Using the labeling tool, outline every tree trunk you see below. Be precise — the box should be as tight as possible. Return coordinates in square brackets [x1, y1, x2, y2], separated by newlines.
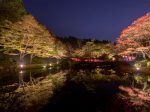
[29, 54, 36, 85]
[19, 53, 23, 63]
[29, 54, 33, 67]
[141, 51, 146, 59]
[19, 52, 27, 64]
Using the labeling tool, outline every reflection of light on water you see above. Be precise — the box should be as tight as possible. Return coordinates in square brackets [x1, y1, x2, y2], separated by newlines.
[134, 63, 141, 71]
[20, 64, 24, 68]
[148, 76, 150, 82]
[43, 65, 46, 68]
[19, 70, 23, 74]
[136, 67, 140, 70]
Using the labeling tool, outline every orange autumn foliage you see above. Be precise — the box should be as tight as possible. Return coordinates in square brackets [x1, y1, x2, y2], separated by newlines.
[116, 13, 150, 58]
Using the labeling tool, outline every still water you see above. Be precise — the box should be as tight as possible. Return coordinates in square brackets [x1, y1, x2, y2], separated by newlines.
[0, 67, 61, 86]
[0, 66, 150, 112]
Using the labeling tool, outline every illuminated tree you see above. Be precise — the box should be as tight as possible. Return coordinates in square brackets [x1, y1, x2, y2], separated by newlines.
[0, 0, 68, 66]
[116, 13, 150, 59]
[73, 40, 115, 60]
[53, 40, 68, 58]
[0, 14, 67, 64]
[58, 36, 82, 56]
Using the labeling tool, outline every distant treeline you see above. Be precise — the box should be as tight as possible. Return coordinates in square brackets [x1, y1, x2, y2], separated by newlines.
[57, 36, 111, 50]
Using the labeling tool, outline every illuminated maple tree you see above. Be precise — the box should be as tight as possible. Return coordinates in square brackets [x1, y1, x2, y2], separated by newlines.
[1, 15, 68, 63]
[0, 0, 68, 63]
[116, 13, 150, 59]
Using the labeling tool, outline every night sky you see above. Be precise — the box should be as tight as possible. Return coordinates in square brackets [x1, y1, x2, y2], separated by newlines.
[23, 0, 150, 41]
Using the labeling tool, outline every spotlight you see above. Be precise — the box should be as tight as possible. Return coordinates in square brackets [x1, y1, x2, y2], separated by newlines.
[20, 64, 24, 68]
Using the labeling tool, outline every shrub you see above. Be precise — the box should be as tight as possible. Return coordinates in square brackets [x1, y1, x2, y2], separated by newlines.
[146, 61, 150, 68]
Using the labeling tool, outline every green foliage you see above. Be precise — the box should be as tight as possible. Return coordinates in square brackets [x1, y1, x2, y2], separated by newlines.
[132, 60, 150, 68]
[137, 60, 147, 67]
[0, 50, 14, 63]
[99, 53, 109, 60]
[134, 62, 141, 68]
[32, 57, 43, 64]
[147, 61, 150, 68]
[59, 59, 70, 69]
[0, 53, 9, 62]
[0, 0, 26, 24]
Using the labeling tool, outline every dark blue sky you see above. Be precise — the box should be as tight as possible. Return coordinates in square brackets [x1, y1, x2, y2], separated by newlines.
[23, 0, 150, 41]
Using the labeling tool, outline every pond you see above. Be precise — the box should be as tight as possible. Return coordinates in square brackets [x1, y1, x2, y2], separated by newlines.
[0, 64, 150, 112]
[0, 66, 61, 86]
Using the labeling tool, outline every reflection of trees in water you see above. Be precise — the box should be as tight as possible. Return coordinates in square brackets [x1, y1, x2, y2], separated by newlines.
[41, 69, 122, 112]
[0, 68, 150, 112]
[67, 69, 150, 111]
[29, 71, 36, 85]
[18, 68, 55, 91]
[133, 74, 150, 92]
[18, 70, 36, 91]
[0, 70, 68, 112]
[19, 70, 25, 90]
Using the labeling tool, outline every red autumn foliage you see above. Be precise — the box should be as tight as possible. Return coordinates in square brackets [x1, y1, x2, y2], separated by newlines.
[116, 13, 150, 59]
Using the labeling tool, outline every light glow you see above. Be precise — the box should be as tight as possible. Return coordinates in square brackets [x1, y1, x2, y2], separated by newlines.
[136, 67, 140, 70]
[43, 65, 46, 68]
[19, 70, 23, 74]
[20, 64, 24, 68]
